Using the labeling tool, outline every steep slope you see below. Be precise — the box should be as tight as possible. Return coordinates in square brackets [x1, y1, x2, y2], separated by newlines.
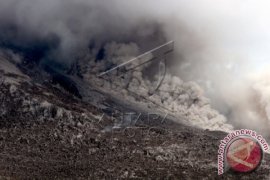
[0, 57, 269, 179]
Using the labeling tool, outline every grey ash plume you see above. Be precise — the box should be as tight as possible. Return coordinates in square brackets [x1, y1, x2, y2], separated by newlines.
[2, 0, 270, 134]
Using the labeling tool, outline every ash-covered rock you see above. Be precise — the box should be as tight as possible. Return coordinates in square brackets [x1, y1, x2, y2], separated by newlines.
[0, 57, 269, 179]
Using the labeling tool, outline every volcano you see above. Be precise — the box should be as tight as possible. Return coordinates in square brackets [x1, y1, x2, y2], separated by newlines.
[0, 51, 269, 179]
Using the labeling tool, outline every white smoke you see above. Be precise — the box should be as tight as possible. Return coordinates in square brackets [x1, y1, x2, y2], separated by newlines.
[225, 70, 270, 134]
[2, 0, 270, 134]
[116, 0, 270, 134]
[84, 42, 233, 132]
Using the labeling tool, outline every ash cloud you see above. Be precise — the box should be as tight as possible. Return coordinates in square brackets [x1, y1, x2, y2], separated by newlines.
[85, 42, 233, 132]
[0, 0, 166, 68]
[1, 0, 270, 134]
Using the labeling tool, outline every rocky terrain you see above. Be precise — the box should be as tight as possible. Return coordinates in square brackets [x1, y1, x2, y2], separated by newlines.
[0, 56, 269, 179]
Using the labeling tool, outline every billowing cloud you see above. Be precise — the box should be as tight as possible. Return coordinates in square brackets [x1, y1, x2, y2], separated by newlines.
[1, 0, 270, 134]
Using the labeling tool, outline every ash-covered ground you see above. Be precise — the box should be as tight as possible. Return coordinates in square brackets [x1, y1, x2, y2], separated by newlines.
[1, 0, 270, 179]
[0, 53, 269, 179]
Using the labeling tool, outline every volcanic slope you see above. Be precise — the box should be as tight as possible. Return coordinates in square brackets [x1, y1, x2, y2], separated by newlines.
[0, 57, 269, 179]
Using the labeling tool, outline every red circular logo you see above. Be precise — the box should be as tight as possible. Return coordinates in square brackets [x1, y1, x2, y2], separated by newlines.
[226, 137, 263, 173]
